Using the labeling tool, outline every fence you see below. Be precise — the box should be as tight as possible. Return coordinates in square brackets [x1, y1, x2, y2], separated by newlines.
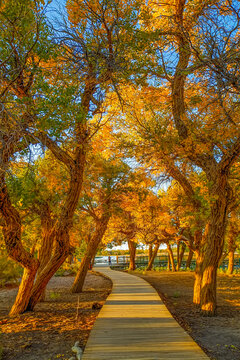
[110, 254, 240, 270]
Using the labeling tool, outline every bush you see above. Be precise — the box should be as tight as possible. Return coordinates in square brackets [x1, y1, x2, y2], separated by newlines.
[55, 261, 79, 277]
[49, 291, 61, 300]
[0, 254, 22, 287]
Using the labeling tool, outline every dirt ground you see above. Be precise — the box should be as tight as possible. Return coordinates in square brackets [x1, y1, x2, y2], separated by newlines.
[132, 270, 240, 360]
[0, 271, 112, 360]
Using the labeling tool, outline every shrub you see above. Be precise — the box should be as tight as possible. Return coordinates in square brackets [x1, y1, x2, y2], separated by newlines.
[55, 261, 79, 277]
[49, 291, 61, 300]
[0, 254, 22, 287]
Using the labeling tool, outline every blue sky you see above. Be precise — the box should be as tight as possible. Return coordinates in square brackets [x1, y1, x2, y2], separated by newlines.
[46, 0, 66, 21]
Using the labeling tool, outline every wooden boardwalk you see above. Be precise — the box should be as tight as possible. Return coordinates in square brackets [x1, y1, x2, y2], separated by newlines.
[82, 267, 209, 360]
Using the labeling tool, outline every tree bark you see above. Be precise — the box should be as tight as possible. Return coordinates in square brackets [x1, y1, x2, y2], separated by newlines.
[37, 205, 54, 302]
[9, 266, 39, 315]
[177, 242, 186, 271]
[192, 229, 204, 305]
[186, 248, 194, 268]
[148, 244, 153, 263]
[193, 251, 203, 305]
[128, 239, 137, 271]
[147, 243, 160, 271]
[71, 215, 110, 293]
[200, 177, 230, 315]
[228, 251, 235, 274]
[176, 241, 180, 270]
[166, 243, 176, 272]
[167, 254, 171, 271]
[227, 216, 238, 274]
[26, 228, 70, 310]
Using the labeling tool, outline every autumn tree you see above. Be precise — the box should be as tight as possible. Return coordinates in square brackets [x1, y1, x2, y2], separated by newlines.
[109, 0, 240, 315]
[0, 0, 140, 314]
[0, 0, 58, 315]
[107, 171, 156, 270]
[71, 154, 135, 292]
[25, 0, 142, 311]
[148, 0, 240, 315]
[132, 191, 169, 271]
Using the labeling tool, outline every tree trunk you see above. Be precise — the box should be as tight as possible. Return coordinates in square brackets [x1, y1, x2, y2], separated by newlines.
[200, 178, 230, 315]
[148, 244, 153, 264]
[176, 241, 180, 270]
[177, 242, 186, 271]
[227, 217, 238, 274]
[71, 215, 110, 293]
[26, 228, 70, 310]
[71, 249, 95, 293]
[228, 251, 234, 274]
[128, 239, 137, 271]
[186, 248, 194, 268]
[192, 229, 204, 305]
[193, 251, 203, 305]
[9, 266, 39, 315]
[167, 254, 171, 271]
[91, 254, 96, 269]
[37, 207, 54, 302]
[166, 243, 176, 272]
[147, 243, 159, 271]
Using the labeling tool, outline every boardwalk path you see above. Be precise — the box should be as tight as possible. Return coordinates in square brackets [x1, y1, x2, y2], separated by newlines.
[82, 267, 209, 360]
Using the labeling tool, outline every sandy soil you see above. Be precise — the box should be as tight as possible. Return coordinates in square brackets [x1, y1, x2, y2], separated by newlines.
[132, 270, 240, 360]
[0, 271, 112, 360]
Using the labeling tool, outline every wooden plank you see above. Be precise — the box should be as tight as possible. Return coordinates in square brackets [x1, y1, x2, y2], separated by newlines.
[82, 267, 209, 360]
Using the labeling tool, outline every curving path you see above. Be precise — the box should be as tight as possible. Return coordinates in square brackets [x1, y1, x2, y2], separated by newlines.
[82, 267, 209, 360]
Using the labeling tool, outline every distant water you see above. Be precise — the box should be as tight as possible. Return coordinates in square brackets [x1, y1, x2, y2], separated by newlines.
[94, 256, 126, 264]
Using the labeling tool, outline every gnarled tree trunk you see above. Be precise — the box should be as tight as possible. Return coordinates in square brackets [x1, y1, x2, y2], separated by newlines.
[26, 228, 70, 310]
[10, 266, 38, 315]
[200, 178, 230, 315]
[26, 150, 86, 311]
[128, 239, 137, 271]
[37, 205, 54, 302]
